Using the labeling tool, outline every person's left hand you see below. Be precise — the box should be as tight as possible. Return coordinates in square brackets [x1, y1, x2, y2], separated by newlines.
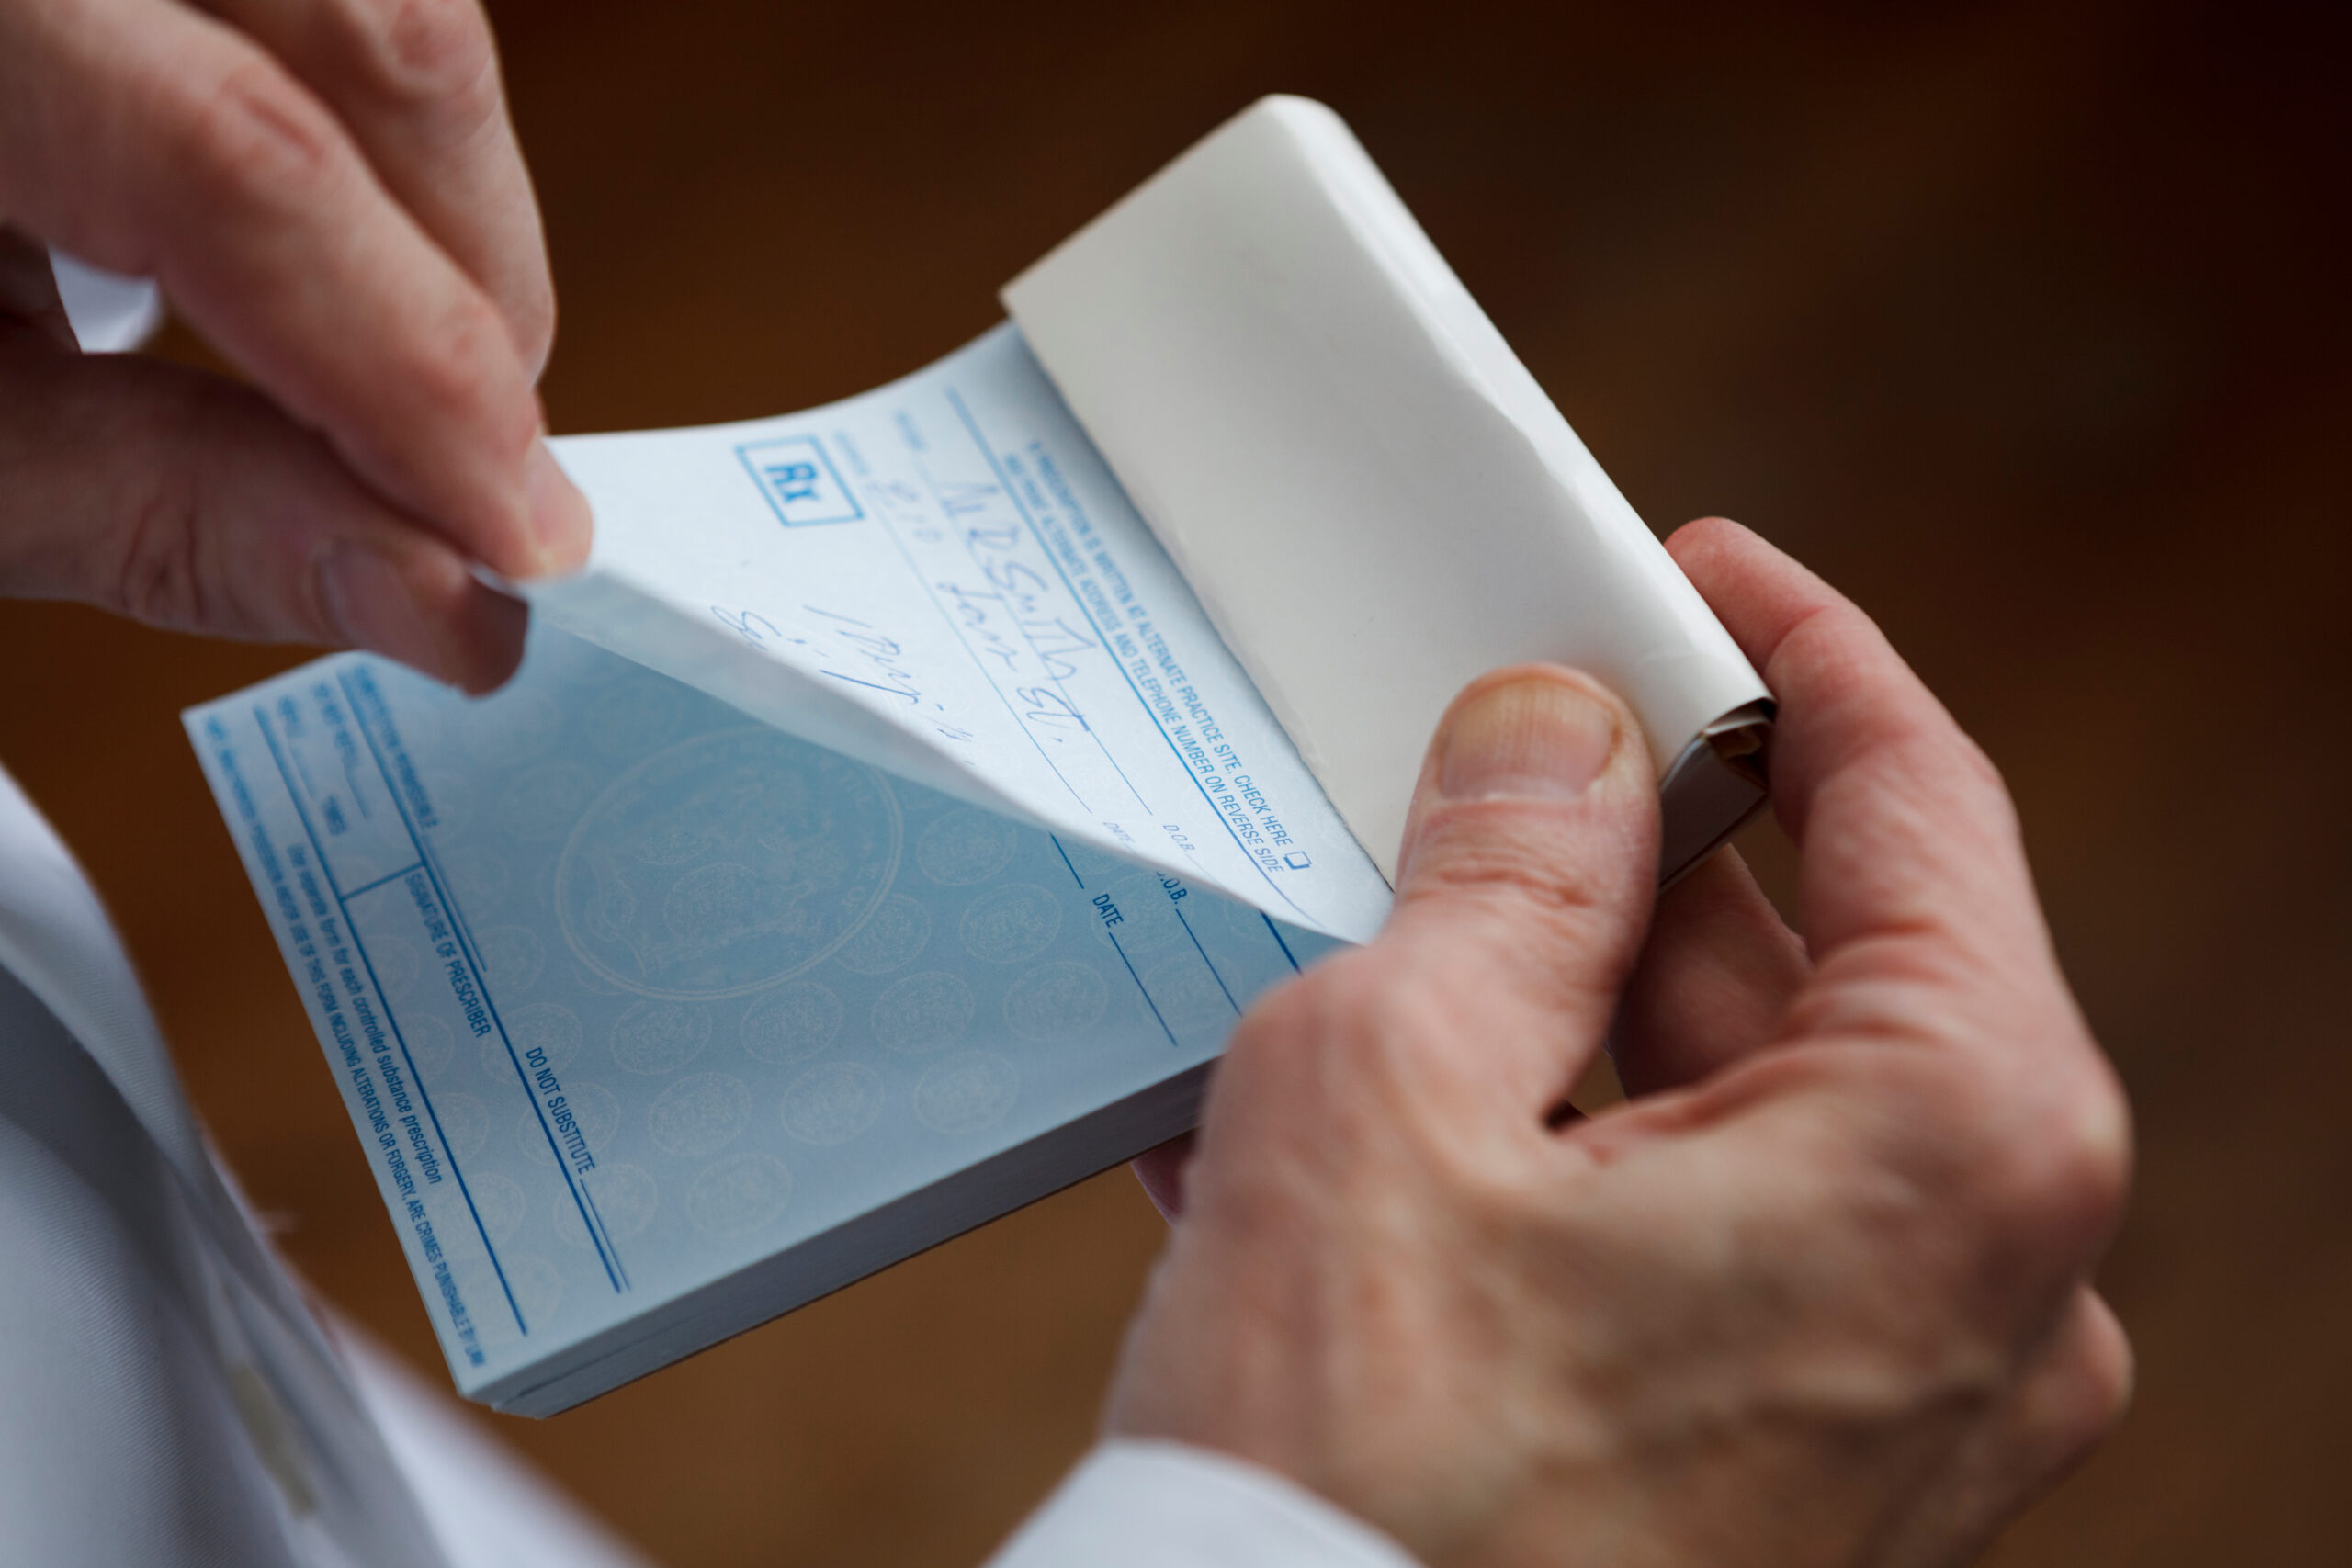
[0, 0, 588, 692]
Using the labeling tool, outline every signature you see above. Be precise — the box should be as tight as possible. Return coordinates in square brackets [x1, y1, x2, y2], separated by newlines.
[707, 603, 974, 743]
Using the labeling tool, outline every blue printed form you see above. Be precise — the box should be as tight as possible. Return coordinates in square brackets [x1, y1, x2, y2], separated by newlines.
[182, 94, 1778, 1410]
[187, 326, 1397, 1410]
[188, 564, 1357, 1409]
[530, 325, 1393, 944]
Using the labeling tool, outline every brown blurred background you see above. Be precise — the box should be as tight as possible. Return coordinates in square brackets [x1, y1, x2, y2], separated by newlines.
[3, 0, 2347, 1562]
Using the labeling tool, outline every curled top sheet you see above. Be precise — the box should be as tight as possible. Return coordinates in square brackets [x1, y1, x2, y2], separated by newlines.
[1005, 96, 1770, 881]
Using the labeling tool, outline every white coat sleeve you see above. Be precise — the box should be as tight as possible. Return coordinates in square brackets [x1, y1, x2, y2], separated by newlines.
[987, 1439, 1422, 1568]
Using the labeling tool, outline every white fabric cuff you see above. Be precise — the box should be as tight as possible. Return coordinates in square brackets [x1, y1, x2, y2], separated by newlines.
[988, 1438, 1421, 1568]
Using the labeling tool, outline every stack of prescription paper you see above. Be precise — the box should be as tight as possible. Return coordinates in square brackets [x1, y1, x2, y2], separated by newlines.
[186, 96, 1770, 1415]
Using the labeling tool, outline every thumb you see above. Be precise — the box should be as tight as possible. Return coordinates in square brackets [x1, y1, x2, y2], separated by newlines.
[0, 335, 527, 693]
[1381, 665, 1662, 1106]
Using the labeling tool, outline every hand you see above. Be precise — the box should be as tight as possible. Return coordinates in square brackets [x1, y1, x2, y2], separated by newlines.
[1119, 518, 2132, 1567]
[0, 0, 588, 692]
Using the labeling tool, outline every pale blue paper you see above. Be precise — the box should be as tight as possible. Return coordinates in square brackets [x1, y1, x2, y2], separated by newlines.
[186, 630, 1343, 1406]
[535, 325, 1395, 942]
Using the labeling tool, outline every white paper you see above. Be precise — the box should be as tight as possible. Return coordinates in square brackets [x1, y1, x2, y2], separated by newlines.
[187, 629, 1344, 1410]
[178, 95, 1785, 1415]
[51, 249, 163, 353]
[1004, 97, 1771, 881]
[537, 94, 1770, 926]
[537, 326, 1393, 944]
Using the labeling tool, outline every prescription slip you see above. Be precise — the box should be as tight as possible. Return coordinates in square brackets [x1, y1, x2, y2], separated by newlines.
[185, 97, 1770, 1414]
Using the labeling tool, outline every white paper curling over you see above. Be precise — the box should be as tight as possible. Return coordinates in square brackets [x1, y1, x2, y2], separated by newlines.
[1005, 96, 1771, 881]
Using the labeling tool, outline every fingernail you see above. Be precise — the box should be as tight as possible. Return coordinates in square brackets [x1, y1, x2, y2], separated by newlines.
[526, 435, 593, 574]
[1438, 673, 1618, 802]
[317, 543, 446, 682]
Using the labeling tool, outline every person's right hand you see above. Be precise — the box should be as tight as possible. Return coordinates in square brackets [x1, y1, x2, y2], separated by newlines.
[1118, 518, 2132, 1566]
[0, 0, 587, 692]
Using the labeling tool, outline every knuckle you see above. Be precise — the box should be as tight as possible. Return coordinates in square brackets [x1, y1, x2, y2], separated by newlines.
[103, 381, 295, 639]
[2021, 1068, 2133, 1237]
[2071, 1310, 2135, 1439]
[1795, 1045, 2126, 1279]
[401, 294, 531, 438]
[1972, 1069, 2129, 1228]
[110, 478, 216, 633]
[91, 378, 209, 630]
[1398, 826, 1645, 998]
[1404, 818, 1620, 931]
[2009, 1295, 2134, 1489]
[353, 0, 501, 121]
[2054, 1328, 2134, 1456]
[1905, 1051, 2132, 1274]
[180, 60, 345, 207]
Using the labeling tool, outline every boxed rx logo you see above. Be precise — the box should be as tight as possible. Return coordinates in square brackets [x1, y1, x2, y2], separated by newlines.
[735, 434, 863, 526]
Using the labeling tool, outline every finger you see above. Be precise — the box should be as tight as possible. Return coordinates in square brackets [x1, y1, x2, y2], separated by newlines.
[189, 0, 553, 374]
[1666, 519, 2070, 1039]
[1378, 665, 1661, 1111]
[1130, 1133, 1195, 1224]
[0, 0, 588, 580]
[1610, 846, 1811, 1096]
[1879, 1286, 2132, 1568]
[0, 338, 526, 692]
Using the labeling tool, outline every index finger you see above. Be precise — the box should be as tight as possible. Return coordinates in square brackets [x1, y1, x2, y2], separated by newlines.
[191, 0, 554, 375]
[1666, 518, 2051, 976]
[0, 0, 586, 579]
